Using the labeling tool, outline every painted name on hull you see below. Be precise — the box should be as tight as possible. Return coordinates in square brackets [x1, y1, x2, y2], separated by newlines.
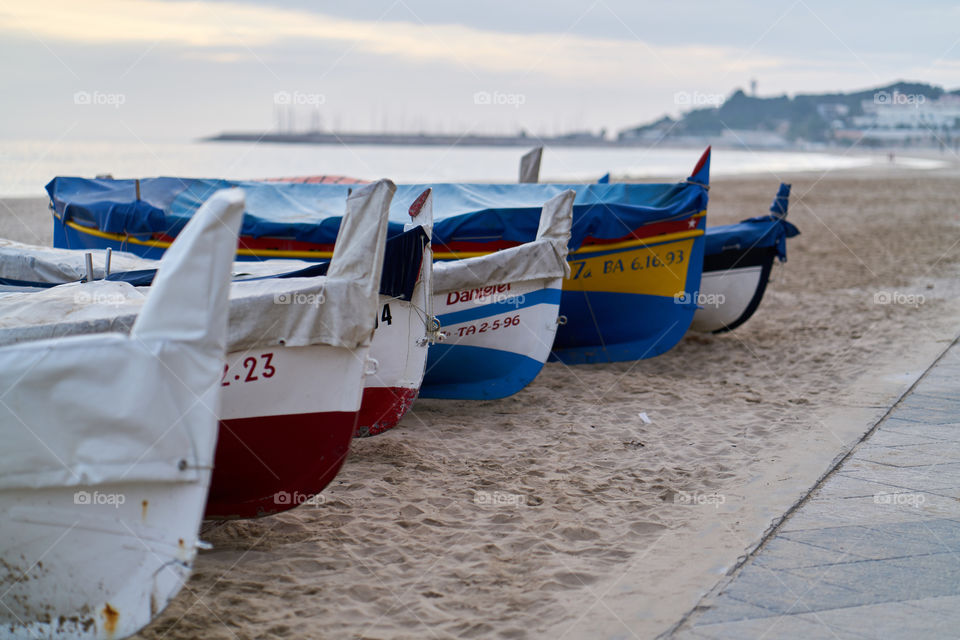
[564, 239, 695, 298]
[446, 284, 511, 305]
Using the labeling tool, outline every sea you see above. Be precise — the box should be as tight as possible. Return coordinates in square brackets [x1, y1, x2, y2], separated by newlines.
[0, 139, 950, 197]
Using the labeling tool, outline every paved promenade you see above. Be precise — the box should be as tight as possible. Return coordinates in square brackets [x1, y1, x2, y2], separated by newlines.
[674, 341, 960, 639]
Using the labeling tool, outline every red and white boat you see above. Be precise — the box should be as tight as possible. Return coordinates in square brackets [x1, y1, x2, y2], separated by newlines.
[228, 189, 436, 437]
[0, 180, 396, 519]
[352, 189, 434, 435]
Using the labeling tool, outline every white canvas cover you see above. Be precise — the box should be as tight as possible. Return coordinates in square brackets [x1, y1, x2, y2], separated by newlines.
[432, 189, 574, 294]
[0, 188, 244, 491]
[0, 180, 395, 352]
[0, 240, 151, 282]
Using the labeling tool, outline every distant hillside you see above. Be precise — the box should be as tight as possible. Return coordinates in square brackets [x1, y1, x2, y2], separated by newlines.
[620, 82, 960, 145]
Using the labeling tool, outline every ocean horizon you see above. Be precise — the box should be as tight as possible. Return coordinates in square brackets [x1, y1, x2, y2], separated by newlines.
[0, 138, 950, 197]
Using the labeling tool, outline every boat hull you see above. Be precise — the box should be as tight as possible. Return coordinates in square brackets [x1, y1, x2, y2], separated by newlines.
[206, 343, 367, 519]
[355, 290, 429, 437]
[551, 228, 706, 364]
[689, 247, 775, 333]
[355, 386, 419, 436]
[421, 277, 562, 399]
[0, 480, 209, 639]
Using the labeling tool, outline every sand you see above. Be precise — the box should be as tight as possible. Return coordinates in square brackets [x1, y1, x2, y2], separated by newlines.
[4, 168, 960, 639]
[0, 197, 53, 247]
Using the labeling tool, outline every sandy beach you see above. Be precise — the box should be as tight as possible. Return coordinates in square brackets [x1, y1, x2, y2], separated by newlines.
[4, 166, 959, 639]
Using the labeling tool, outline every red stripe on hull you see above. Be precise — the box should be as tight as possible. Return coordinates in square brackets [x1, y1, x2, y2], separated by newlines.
[354, 386, 418, 437]
[205, 410, 357, 520]
[154, 217, 703, 256]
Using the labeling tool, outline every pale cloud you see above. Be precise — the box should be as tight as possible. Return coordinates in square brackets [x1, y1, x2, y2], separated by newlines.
[0, 0, 784, 82]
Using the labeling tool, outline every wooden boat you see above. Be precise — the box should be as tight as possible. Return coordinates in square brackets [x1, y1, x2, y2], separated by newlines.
[33, 180, 396, 517]
[357, 190, 434, 431]
[519, 147, 797, 340]
[0, 188, 243, 639]
[423, 190, 574, 399]
[689, 183, 798, 333]
[224, 190, 435, 434]
[427, 148, 711, 365]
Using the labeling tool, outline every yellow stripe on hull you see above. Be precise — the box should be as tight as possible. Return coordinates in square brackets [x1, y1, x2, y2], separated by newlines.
[63, 220, 336, 259]
[66, 218, 701, 288]
[564, 237, 696, 297]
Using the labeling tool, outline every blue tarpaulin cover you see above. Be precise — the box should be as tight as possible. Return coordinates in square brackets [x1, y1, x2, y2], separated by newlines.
[46, 178, 708, 250]
[704, 183, 799, 261]
[95, 226, 428, 301]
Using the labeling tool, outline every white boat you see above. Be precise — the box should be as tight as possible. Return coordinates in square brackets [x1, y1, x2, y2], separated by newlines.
[422, 190, 575, 399]
[353, 189, 434, 434]
[688, 183, 798, 333]
[0, 180, 395, 518]
[0, 188, 244, 639]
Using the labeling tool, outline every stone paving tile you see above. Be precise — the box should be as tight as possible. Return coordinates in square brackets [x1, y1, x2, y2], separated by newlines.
[925, 485, 960, 500]
[908, 379, 959, 400]
[852, 441, 960, 467]
[780, 493, 958, 531]
[780, 551, 960, 605]
[683, 609, 866, 639]
[898, 393, 960, 414]
[893, 406, 960, 425]
[908, 593, 960, 619]
[864, 519, 960, 553]
[752, 536, 867, 569]
[683, 598, 956, 640]
[859, 428, 950, 447]
[791, 599, 952, 639]
[777, 519, 960, 561]
[808, 473, 918, 500]
[837, 459, 960, 491]
[883, 422, 960, 442]
[905, 386, 960, 402]
[711, 564, 865, 616]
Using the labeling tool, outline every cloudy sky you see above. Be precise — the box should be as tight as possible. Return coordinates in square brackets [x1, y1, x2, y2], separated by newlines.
[1, 0, 959, 142]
